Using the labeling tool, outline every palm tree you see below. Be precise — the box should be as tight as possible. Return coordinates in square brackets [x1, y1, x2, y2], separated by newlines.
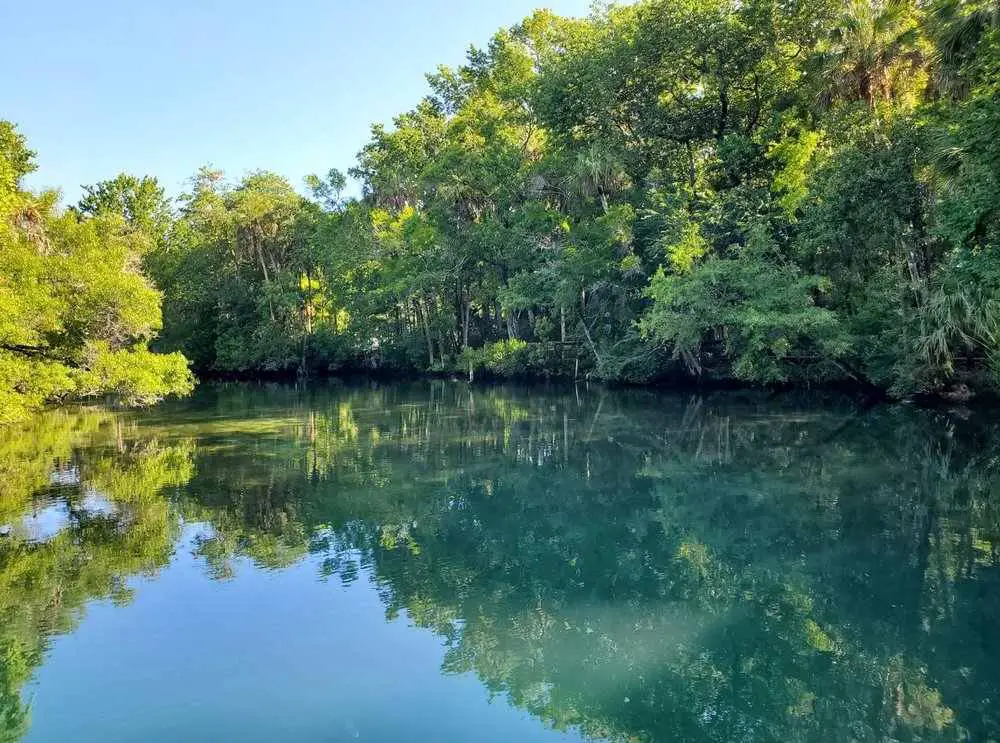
[820, 0, 926, 108]
[569, 143, 629, 214]
[931, 0, 1000, 93]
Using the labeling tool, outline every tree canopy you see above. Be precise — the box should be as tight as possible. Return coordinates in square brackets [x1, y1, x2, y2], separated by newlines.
[0, 123, 193, 423]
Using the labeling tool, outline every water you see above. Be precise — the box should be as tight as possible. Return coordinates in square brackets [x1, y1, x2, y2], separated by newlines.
[1, 381, 998, 742]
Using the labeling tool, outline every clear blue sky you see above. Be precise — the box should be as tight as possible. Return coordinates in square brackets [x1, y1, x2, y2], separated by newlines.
[4, 0, 595, 204]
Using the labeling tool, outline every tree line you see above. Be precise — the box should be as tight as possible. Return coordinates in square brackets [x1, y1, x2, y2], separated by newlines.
[3, 0, 1000, 420]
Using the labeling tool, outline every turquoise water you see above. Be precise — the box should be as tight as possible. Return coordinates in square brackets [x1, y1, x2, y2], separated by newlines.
[1, 381, 998, 742]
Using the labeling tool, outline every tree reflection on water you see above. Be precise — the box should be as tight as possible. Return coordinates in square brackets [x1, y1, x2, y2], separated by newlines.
[1, 382, 998, 742]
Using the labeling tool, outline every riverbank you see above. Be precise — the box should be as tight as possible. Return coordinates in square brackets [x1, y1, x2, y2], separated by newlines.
[191, 362, 995, 412]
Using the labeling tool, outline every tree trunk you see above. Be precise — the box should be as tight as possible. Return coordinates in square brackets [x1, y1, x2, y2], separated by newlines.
[716, 81, 729, 140]
[303, 269, 314, 335]
[461, 288, 471, 349]
[454, 280, 465, 348]
[580, 289, 602, 366]
[252, 231, 276, 322]
[416, 297, 435, 367]
[494, 303, 503, 339]
[686, 141, 696, 188]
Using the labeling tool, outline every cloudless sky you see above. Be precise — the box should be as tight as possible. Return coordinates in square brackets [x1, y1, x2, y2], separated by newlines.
[4, 0, 595, 204]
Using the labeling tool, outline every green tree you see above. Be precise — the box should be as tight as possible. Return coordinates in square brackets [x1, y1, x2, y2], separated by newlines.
[817, 0, 927, 109]
[0, 123, 192, 423]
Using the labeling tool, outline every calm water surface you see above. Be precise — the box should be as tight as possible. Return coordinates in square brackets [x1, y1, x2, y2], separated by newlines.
[1, 381, 998, 742]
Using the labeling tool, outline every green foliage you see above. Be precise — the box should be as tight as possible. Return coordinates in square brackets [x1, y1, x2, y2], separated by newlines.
[641, 232, 848, 382]
[0, 122, 36, 190]
[916, 246, 1000, 383]
[816, 0, 928, 110]
[0, 123, 193, 423]
[76, 173, 172, 248]
[459, 339, 530, 378]
[768, 129, 825, 218]
[663, 220, 710, 274]
[73, 343, 194, 405]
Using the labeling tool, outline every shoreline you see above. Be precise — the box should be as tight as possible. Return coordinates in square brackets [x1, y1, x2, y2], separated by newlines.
[186, 366, 997, 411]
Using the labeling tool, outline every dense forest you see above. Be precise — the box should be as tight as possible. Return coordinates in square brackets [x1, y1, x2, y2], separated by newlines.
[4, 0, 1000, 420]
